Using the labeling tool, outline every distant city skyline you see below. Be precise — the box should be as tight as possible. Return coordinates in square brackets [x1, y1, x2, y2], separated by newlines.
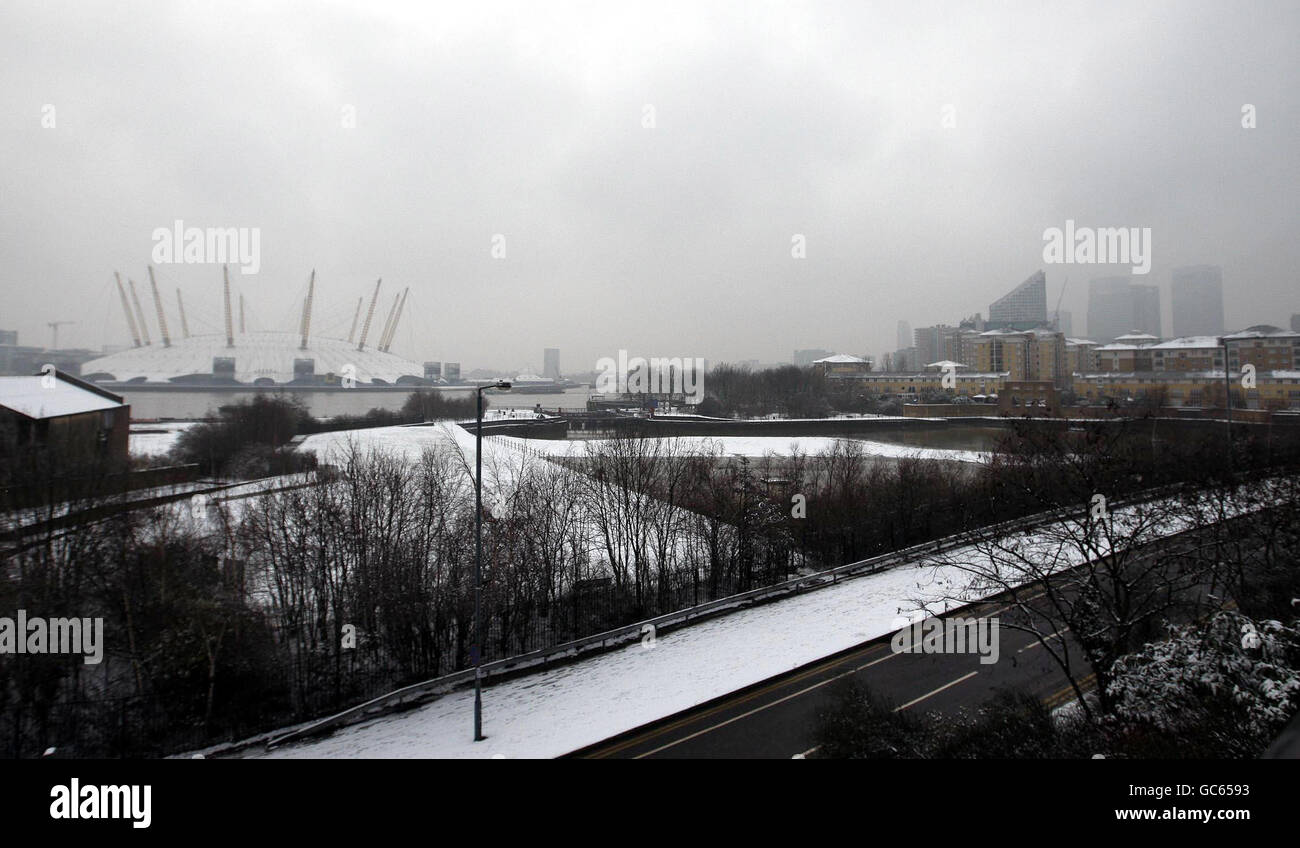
[2, 2, 1296, 372]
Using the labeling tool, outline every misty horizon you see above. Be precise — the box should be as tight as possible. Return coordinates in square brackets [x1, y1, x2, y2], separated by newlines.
[2, 0, 1297, 374]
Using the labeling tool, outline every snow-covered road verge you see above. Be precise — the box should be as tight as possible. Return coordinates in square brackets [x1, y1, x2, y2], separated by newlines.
[246, 483, 1274, 759]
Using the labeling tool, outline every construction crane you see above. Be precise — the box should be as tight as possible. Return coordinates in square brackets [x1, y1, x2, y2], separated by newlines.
[47, 321, 75, 350]
[1053, 276, 1069, 333]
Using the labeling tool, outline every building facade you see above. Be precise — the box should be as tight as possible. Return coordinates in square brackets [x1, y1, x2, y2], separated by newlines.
[989, 270, 1048, 326]
[1065, 338, 1100, 374]
[971, 327, 1067, 386]
[1223, 325, 1300, 372]
[1148, 336, 1223, 372]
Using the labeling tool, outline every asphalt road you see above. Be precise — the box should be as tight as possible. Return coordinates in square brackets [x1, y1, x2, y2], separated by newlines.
[571, 507, 1273, 759]
[570, 590, 1092, 759]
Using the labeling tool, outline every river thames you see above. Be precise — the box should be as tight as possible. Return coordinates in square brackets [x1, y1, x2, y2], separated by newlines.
[119, 386, 593, 420]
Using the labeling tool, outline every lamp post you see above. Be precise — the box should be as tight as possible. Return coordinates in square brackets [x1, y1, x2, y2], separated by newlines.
[1221, 337, 1232, 471]
[474, 380, 510, 742]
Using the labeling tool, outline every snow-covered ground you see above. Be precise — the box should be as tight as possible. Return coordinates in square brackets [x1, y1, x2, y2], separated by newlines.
[299, 422, 466, 464]
[294, 426, 990, 504]
[211, 428, 1272, 759]
[297, 425, 990, 483]
[253, 554, 967, 759]
[482, 408, 557, 421]
[500, 434, 990, 464]
[249, 484, 1268, 760]
[128, 421, 197, 457]
[298, 423, 523, 496]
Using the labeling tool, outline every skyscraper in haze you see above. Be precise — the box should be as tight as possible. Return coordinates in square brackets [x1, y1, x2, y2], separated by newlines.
[896, 320, 912, 352]
[914, 325, 962, 365]
[1087, 277, 1160, 343]
[543, 347, 561, 380]
[1132, 285, 1162, 337]
[1171, 265, 1225, 337]
[988, 270, 1047, 326]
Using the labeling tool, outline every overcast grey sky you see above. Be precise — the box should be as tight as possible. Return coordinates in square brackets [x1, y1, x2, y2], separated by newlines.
[1, 0, 1296, 373]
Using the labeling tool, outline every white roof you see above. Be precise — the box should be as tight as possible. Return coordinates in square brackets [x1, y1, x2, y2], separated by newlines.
[0, 376, 123, 419]
[925, 360, 966, 368]
[813, 354, 867, 363]
[1150, 336, 1222, 350]
[81, 331, 424, 385]
[1224, 324, 1300, 340]
[863, 371, 1007, 378]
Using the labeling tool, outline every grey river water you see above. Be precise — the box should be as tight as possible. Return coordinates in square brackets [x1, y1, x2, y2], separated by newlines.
[120, 387, 593, 420]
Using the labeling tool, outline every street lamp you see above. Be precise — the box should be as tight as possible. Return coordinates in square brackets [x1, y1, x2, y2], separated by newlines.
[1220, 337, 1233, 470]
[474, 380, 510, 741]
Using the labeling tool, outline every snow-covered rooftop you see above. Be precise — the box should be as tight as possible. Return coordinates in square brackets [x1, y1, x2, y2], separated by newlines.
[977, 327, 1060, 339]
[1223, 324, 1300, 340]
[0, 375, 124, 420]
[813, 354, 868, 364]
[1149, 336, 1223, 350]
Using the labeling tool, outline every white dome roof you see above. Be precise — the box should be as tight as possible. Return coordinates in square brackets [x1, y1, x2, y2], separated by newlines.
[81, 331, 425, 385]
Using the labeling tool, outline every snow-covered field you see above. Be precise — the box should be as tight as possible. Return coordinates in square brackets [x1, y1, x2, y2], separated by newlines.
[294, 426, 991, 504]
[298, 423, 988, 465]
[298, 422, 472, 462]
[298, 423, 522, 497]
[128, 421, 197, 457]
[500, 434, 990, 464]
